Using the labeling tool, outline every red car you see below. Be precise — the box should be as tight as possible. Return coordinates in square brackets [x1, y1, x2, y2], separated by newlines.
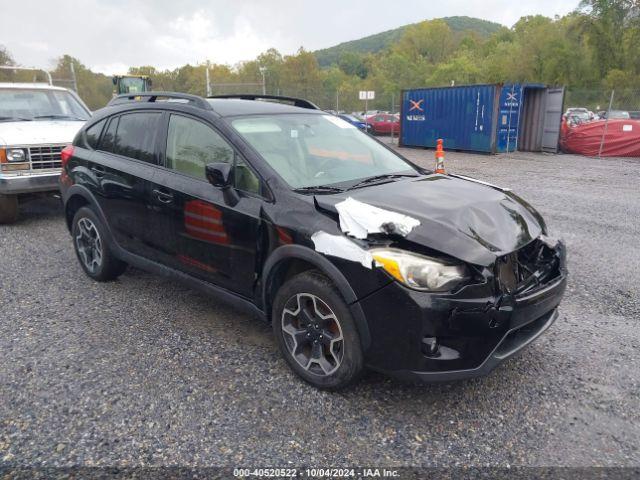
[366, 113, 399, 135]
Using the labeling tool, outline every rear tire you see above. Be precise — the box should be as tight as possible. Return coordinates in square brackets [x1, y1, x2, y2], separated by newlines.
[272, 270, 364, 390]
[0, 195, 19, 224]
[71, 206, 127, 281]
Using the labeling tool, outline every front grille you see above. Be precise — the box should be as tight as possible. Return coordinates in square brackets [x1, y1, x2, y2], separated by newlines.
[29, 144, 64, 170]
[496, 238, 561, 295]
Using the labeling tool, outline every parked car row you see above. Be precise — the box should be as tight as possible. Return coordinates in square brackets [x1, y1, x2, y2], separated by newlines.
[330, 111, 400, 136]
[564, 106, 637, 125]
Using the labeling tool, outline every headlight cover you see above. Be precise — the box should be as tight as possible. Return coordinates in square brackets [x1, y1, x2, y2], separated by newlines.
[6, 148, 27, 163]
[371, 248, 469, 292]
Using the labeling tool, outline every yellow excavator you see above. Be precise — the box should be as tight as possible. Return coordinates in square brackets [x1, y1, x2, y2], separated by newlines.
[112, 75, 152, 97]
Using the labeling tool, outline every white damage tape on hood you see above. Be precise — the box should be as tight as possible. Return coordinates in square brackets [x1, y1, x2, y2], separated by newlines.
[335, 197, 420, 239]
[311, 231, 373, 269]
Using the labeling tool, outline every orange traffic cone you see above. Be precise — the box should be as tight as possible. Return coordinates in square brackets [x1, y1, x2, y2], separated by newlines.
[434, 139, 446, 174]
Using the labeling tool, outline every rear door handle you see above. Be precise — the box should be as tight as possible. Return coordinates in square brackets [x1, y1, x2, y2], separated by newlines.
[153, 188, 173, 204]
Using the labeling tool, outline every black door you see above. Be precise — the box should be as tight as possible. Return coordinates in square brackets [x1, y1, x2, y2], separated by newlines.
[89, 111, 163, 259]
[148, 113, 264, 297]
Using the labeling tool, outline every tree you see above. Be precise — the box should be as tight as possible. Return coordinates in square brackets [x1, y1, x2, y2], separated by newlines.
[577, 0, 640, 76]
[337, 52, 368, 79]
[280, 48, 322, 100]
[0, 45, 14, 66]
[395, 19, 455, 64]
[429, 51, 482, 86]
[51, 55, 112, 109]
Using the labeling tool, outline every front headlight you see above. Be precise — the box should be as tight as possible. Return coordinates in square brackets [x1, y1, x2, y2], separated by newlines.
[6, 148, 27, 162]
[371, 248, 469, 292]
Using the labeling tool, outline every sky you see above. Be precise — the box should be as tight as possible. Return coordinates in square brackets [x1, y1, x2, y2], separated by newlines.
[3, 0, 578, 75]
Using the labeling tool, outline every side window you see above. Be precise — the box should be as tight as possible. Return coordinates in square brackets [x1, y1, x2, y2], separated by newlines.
[84, 119, 106, 150]
[113, 112, 162, 163]
[166, 115, 260, 194]
[234, 154, 261, 195]
[166, 114, 232, 178]
[99, 117, 118, 153]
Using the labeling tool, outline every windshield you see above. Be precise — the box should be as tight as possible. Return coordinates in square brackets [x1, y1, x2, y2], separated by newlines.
[118, 77, 146, 94]
[231, 114, 418, 189]
[569, 111, 590, 122]
[0, 89, 90, 121]
[609, 110, 630, 119]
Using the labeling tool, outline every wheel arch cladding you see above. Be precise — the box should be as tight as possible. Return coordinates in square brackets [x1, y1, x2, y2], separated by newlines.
[262, 244, 371, 350]
[64, 194, 91, 230]
[63, 186, 110, 236]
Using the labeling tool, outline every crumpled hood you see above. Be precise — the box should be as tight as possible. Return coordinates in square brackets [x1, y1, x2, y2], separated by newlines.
[314, 174, 546, 266]
[0, 120, 85, 146]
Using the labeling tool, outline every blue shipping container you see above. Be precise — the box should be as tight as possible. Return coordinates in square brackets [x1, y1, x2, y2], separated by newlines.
[496, 84, 521, 153]
[401, 84, 500, 153]
[401, 83, 554, 153]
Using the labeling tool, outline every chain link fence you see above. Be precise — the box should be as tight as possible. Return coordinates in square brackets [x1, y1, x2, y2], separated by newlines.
[209, 81, 400, 115]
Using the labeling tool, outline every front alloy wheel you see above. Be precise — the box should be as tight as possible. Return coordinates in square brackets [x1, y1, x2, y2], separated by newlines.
[272, 271, 363, 390]
[281, 293, 344, 376]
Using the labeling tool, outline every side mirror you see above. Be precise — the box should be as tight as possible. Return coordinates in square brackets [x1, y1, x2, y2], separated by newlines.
[205, 163, 232, 188]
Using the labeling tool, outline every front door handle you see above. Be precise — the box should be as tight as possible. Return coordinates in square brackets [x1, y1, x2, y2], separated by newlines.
[91, 165, 106, 177]
[153, 188, 173, 204]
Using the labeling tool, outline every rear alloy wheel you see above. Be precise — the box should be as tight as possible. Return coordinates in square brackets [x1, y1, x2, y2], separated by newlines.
[0, 194, 19, 224]
[273, 271, 363, 390]
[75, 217, 103, 275]
[71, 206, 127, 281]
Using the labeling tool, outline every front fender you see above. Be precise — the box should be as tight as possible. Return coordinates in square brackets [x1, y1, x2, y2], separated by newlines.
[262, 244, 372, 351]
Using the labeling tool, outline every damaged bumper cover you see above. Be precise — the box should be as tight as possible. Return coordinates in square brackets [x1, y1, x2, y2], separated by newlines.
[358, 240, 567, 382]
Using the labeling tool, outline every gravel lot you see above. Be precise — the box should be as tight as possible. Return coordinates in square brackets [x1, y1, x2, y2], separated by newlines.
[1, 145, 639, 469]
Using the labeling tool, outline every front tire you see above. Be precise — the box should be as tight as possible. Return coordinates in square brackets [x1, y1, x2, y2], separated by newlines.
[272, 271, 364, 390]
[71, 206, 127, 281]
[0, 194, 19, 224]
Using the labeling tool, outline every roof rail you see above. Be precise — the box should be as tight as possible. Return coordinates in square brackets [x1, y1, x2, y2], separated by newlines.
[207, 94, 320, 110]
[107, 91, 213, 110]
[0, 66, 52, 85]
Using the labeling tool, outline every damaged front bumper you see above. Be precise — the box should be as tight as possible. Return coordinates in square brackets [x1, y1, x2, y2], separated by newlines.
[358, 240, 567, 382]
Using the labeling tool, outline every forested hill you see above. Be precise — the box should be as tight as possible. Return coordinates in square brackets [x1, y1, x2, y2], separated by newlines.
[314, 16, 503, 67]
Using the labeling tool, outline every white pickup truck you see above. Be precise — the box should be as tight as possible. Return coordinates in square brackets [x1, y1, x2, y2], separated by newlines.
[0, 81, 91, 223]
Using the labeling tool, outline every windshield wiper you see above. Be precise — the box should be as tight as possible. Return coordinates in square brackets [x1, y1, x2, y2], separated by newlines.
[293, 185, 345, 194]
[347, 173, 418, 190]
[33, 114, 87, 121]
[0, 116, 32, 122]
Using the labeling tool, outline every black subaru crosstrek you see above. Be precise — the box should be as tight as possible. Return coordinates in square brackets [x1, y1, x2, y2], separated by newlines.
[59, 92, 567, 390]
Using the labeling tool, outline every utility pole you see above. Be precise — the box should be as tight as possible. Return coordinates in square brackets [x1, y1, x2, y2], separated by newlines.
[69, 61, 78, 92]
[259, 67, 266, 95]
[390, 93, 395, 145]
[598, 90, 615, 158]
[336, 90, 339, 112]
[205, 61, 211, 97]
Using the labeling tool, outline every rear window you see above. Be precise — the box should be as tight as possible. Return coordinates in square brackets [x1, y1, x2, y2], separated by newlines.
[99, 117, 118, 153]
[84, 119, 106, 150]
[106, 112, 162, 163]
